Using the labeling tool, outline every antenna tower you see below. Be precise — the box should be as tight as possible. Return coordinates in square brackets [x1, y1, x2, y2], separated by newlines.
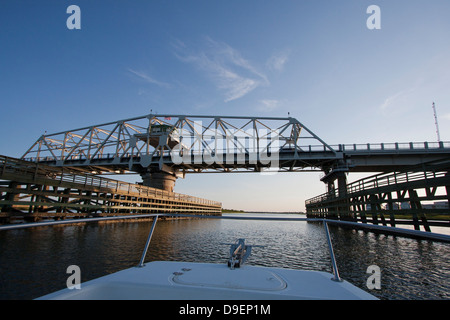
[432, 102, 441, 142]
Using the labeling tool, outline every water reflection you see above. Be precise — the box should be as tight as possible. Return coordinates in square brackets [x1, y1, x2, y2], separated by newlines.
[0, 214, 448, 300]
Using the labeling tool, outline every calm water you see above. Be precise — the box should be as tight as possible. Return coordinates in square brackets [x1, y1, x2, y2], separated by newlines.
[0, 213, 449, 300]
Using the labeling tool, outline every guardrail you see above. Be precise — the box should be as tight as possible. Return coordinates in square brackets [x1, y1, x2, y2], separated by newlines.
[22, 141, 450, 164]
[335, 141, 450, 152]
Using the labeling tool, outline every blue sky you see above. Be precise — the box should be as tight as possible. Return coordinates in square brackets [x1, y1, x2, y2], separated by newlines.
[1, 1, 450, 211]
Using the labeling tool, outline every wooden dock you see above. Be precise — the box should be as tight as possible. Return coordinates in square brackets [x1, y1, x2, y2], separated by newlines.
[0, 155, 221, 224]
[306, 159, 450, 232]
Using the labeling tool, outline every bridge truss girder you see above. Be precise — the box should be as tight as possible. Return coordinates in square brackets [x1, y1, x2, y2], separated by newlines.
[22, 115, 338, 176]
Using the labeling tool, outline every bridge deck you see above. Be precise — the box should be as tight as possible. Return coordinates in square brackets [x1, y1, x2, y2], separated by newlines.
[22, 141, 450, 175]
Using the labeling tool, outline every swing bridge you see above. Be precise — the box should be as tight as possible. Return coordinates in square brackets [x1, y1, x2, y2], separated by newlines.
[1, 114, 449, 236]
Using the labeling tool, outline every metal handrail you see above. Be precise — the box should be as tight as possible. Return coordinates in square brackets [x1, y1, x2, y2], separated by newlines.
[323, 221, 341, 282]
[0, 212, 341, 280]
[1, 212, 450, 283]
[22, 141, 450, 162]
[137, 216, 159, 268]
[133, 214, 342, 280]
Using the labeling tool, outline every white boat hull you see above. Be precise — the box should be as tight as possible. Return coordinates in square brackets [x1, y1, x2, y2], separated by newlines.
[37, 261, 378, 300]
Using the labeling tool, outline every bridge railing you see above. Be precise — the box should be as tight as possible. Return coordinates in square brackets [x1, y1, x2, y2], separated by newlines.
[22, 141, 450, 164]
[334, 141, 450, 153]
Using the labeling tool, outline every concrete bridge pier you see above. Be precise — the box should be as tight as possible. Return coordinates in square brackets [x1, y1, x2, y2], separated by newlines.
[140, 170, 177, 192]
[321, 166, 350, 220]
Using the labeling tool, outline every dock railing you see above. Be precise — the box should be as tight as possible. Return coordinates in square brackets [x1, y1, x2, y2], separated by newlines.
[0, 155, 221, 208]
[306, 169, 449, 206]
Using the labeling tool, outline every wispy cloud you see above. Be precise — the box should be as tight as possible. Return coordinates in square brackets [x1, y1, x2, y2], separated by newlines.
[266, 50, 290, 72]
[379, 87, 417, 115]
[127, 68, 170, 88]
[172, 37, 269, 102]
[379, 90, 406, 111]
[258, 99, 281, 112]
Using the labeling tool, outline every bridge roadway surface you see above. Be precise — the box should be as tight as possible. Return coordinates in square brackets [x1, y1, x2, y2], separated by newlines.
[27, 141, 450, 175]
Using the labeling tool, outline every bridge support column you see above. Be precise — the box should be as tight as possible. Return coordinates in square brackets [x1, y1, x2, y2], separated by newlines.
[327, 182, 335, 196]
[336, 171, 351, 221]
[321, 167, 350, 221]
[336, 172, 347, 198]
[140, 171, 177, 192]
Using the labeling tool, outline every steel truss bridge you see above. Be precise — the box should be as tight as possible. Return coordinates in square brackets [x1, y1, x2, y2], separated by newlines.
[1, 114, 449, 233]
[21, 114, 450, 175]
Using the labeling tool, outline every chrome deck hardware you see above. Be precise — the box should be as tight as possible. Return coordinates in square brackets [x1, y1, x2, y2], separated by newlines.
[224, 238, 264, 269]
